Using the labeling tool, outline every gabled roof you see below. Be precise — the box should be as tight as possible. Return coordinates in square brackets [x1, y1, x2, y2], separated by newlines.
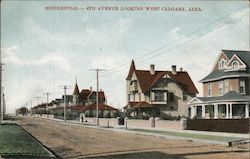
[126, 60, 198, 94]
[73, 83, 80, 95]
[124, 101, 154, 109]
[195, 91, 250, 103]
[222, 50, 250, 67]
[126, 59, 136, 80]
[200, 70, 250, 83]
[32, 103, 47, 109]
[131, 69, 198, 94]
[79, 89, 91, 101]
[200, 50, 250, 82]
[80, 103, 117, 112]
[87, 91, 105, 101]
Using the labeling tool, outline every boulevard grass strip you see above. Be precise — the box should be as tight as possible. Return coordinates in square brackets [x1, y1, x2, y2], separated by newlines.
[0, 123, 55, 158]
[128, 128, 246, 143]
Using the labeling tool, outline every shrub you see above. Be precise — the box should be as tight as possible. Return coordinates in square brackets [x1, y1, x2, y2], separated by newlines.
[160, 113, 180, 121]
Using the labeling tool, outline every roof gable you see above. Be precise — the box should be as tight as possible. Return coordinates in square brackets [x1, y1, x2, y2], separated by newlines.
[126, 60, 136, 80]
[222, 50, 250, 68]
[134, 70, 198, 94]
[211, 51, 229, 71]
[73, 83, 80, 95]
[226, 54, 247, 70]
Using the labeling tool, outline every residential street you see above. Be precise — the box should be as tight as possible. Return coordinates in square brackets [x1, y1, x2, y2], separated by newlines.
[16, 117, 249, 159]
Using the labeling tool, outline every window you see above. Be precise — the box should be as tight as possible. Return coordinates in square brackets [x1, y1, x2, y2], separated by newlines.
[218, 81, 224, 95]
[240, 80, 245, 94]
[218, 59, 227, 70]
[154, 91, 164, 102]
[183, 92, 187, 100]
[208, 83, 212, 96]
[168, 92, 174, 103]
[232, 61, 239, 70]
[129, 94, 134, 102]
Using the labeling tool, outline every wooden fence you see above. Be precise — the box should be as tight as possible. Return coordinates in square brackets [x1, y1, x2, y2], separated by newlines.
[186, 119, 250, 134]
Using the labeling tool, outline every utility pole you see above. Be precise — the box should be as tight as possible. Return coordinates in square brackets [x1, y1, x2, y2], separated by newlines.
[30, 100, 33, 115]
[44, 92, 50, 119]
[59, 86, 71, 122]
[0, 63, 4, 123]
[35, 97, 41, 105]
[90, 68, 105, 126]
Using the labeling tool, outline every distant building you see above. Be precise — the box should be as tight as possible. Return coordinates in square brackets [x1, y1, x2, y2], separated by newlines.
[124, 60, 198, 117]
[70, 81, 106, 106]
[52, 81, 116, 119]
[31, 103, 47, 115]
[188, 50, 250, 119]
[80, 103, 118, 118]
[16, 107, 28, 116]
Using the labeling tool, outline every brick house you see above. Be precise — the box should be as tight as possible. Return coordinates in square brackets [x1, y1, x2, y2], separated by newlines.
[188, 50, 250, 119]
[124, 60, 198, 117]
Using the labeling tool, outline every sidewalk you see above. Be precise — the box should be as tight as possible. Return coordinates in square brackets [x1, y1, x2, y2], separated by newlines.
[29, 116, 249, 146]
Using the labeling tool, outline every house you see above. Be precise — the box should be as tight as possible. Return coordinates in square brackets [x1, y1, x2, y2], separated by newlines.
[31, 103, 47, 115]
[16, 107, 28, 116]
[80, 103, 118, 118]
[72, 81, 106, 106]
[188, 50, 250, 119]
[124, 60, 198, 117]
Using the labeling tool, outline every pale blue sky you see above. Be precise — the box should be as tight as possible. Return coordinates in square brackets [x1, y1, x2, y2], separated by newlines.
[1, 0, 249, 113]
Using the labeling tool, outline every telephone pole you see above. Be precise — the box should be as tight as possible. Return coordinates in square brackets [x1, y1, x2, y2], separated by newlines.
[30, 100, 33, 115]
[90, 68, 105, 126]
[44, 92, 50, 119]
[0, 63, 4, 123]
[59, 86, 71, 122]
[35, 96, 42, 105]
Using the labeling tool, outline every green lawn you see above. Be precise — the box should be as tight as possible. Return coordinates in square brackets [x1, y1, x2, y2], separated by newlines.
[128, 128, 246, 143]
[0, 123, 55, 158]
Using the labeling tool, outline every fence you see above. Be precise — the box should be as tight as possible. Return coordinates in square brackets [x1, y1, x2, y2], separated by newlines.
[186, 119, 250, 134]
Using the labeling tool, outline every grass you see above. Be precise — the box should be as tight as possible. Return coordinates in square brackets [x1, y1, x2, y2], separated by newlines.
[0, 123, 55, 158]
[128, 128, 246, 142]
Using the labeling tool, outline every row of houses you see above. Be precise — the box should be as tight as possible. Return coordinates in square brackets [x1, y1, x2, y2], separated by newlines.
[30, 50, 250, 120]
[31, 85, 118, 119]
[124, 50, 250, 119]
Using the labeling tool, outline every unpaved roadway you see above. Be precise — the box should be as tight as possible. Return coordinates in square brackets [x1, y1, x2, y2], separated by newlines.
[16, 117, 249, 159]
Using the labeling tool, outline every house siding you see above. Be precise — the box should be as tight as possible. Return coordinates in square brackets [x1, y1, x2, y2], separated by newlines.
[203, 79, 239, 97]
[213, 52, 229, 71]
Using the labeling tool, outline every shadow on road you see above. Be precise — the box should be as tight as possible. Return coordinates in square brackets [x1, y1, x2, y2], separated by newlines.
[80, 151, 183, 159]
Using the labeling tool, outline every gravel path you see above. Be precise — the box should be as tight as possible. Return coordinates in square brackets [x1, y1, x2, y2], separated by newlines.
[16, 117, 249, 159]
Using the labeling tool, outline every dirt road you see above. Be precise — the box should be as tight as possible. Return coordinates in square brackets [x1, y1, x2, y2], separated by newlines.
[16, 117, 249, 159]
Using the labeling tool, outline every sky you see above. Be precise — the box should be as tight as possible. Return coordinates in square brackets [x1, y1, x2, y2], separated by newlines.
[1, 0, 249, 114]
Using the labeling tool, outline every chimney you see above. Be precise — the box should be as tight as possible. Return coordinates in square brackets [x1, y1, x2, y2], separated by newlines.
[150, 64, 155, 75]
[179, 67, 183, 72]
[172, 65, 177, 75]
[100, 89, 102, 92]
[90, 86, 92, 92]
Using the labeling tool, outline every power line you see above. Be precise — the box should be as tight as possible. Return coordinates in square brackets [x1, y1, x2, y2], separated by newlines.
[99, 6, 248, 78]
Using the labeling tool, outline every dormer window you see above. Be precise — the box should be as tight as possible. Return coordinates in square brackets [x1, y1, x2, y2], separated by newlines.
[218, 59, 227, 70]
[232, 61, 239, 70]
[239, 80, 245, 95]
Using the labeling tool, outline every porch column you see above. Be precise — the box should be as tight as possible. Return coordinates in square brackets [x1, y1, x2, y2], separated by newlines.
[202, 105, 205, 118]
[229, 104, 233, 118]
[214, 104, 218, 119]
[191, 106, 196, 119]
[245, 104, 249, 118]
[226, 104, 229, 118]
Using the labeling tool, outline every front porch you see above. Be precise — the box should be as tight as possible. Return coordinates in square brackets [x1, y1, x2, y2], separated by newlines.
[189, 103, 250, 119]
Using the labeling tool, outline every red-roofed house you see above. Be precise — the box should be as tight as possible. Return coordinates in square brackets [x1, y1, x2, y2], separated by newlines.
[125, 60, 198, 117]
[80, 103, 118, 118]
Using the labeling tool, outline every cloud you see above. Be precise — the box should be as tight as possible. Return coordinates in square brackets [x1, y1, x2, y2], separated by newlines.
[2, 46, 72, 72]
